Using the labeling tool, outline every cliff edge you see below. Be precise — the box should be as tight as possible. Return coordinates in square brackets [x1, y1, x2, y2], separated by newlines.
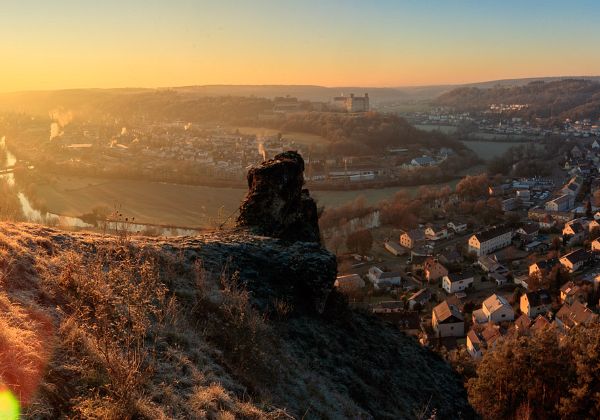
[0, 151, 473, 419]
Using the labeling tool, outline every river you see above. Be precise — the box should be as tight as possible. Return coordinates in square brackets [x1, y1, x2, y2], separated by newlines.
[0, 138, 485, 234]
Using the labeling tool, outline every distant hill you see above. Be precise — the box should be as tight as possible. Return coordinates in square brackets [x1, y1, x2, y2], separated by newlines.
[435, 78, 600, 120]
[1, 76, 600, 116]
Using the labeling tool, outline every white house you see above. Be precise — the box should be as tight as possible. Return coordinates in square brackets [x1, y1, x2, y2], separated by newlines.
[425, 225, 448, 241]
[468, 226, 513, 256]
[520, 289, 552, 318]
[367, 266, 402, 289]
[447, 222, 467, 233]
[432, 301, 464, 337]
[472, 294, 515, 324]
[442, 272, 474, 294]
[560, 248, 590, 273]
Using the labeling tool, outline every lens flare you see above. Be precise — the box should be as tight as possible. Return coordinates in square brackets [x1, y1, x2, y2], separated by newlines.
[0, 386, 20, 420]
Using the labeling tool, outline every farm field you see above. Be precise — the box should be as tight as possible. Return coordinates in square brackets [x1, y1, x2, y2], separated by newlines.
[28, 175, 472, 228]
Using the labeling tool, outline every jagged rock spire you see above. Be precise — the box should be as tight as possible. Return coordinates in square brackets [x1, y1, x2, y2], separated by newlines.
[236, 151, 321, 243]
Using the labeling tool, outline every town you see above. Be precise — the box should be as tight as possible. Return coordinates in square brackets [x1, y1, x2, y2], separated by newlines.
[332, 136, 600, 363]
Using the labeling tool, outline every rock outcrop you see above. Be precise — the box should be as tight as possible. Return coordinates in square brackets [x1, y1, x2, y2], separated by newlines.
[237, 151, 321, 243]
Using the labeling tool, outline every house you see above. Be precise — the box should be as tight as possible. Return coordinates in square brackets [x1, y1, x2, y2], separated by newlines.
[408, 288, 432, 310]
[545, 194, 573, 212]
[502, 198, 518, 212]
[555, 301, 598, 332]
[516, 223, 539, 242]
[467, 324, 504, 359]
[514, 274, 532, 290]
[560, 281, 586, 305]
[432, 301, 464, 337]
[513, 313, 532, 335]
[540, 215, 556, 230]
[411, 156, 436, 167]
[563, 221, 586, 245]
[447, 222, 467, 233]
[384, 240, 405, 256]
[520, 289, 552, 318]
[489, 272, 508, 286]
[477, 254, 506, 274]
[560, 248, 591, 273]
[425, 225, 448, 241]
[438, 248, 463, 265]
[399, 229, 425, 249]
[530, 314, 552, 333]
[442, 272, 474, 294]
[423, 257, 448, 282]
[529, 257, 560, 276]
[334, 274, 365, 294]
[468, 226, 513, 256]
[472, 293, 515, 324]
[367, 267, 402, 289]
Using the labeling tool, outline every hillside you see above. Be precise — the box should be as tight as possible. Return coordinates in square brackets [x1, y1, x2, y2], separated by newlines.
[435, 79, 600, 121]
[0, 152, 473, 419]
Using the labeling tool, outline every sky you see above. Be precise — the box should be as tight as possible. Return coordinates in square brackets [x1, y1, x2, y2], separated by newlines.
[0, 0, 599, 91]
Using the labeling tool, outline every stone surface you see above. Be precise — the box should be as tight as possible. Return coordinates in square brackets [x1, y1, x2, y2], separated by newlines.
[236, 151, 321, 243]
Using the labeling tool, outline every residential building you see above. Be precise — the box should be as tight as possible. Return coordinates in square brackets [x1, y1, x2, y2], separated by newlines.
[432, 301, 464, 337]
[516, 223, 539, 241]
[560, 281, 586, 305]
[411, 156, 436, 167]
[447, 222, 467, 233]
[468, 226, 513, 256]
[334, 274, 365, 294]
[560, 248, 590, 273]
[423, 257, 448, 282]
[520, 289, 552, 318]
[425, 225, 448, 241]
[439, 248, 463, 265]
[367, 267, 402, 289]
[384, 240, 405, 256]
[400, 229, 425, 249]
[467, 324, 504, 359]
[563, 221, 586, 245]
[545, 194, 573, 212]
[442, 272, 474, 294]
[555, 301, 598, 332]
[529, 258, 560, 276]
[408, 288, 432, 310]
[472, 294, 515, 324]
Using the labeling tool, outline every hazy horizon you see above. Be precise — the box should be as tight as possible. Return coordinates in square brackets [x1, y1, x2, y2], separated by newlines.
[2, 0, 600, 91]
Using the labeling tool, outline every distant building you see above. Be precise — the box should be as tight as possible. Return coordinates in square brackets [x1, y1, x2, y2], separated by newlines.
[332, 93, 370, 113]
